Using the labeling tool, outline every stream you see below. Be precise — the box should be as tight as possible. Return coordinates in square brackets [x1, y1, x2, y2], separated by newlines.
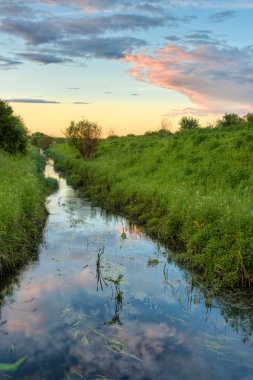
[0, 159, 253, 380]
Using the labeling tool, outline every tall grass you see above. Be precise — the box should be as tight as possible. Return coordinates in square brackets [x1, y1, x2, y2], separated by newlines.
[0, 147, 48, 276]
[49, 125, 253, 290]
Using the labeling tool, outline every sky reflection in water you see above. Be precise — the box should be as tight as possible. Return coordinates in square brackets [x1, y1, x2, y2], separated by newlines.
[0, 161, 253, 380]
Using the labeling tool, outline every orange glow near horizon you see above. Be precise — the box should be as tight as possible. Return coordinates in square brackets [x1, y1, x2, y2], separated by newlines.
[11, 102, 218, 137]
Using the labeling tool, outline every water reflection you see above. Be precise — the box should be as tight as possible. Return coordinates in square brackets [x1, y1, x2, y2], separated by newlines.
[0, 160, 253, 380]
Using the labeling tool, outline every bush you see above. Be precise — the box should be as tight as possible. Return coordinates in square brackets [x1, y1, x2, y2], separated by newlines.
[245, 113, 253, 124]
[179, 116, 200, 131]
[217, 113, 243, 128]
[30, 132, 53, 150]
[65, 118, 101, 159]
[0, 101, 28, 154]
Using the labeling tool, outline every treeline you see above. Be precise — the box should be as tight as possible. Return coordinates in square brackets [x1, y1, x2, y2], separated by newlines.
[177, 112, 253, 131]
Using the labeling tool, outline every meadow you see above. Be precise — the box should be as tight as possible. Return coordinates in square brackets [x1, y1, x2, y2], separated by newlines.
[0, 147, 51, 276]
[49, 124, 253, 290]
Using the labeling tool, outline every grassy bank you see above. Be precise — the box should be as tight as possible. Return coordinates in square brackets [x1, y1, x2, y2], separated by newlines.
[49, 125, 253, 290]
[0, 147, 49, 277]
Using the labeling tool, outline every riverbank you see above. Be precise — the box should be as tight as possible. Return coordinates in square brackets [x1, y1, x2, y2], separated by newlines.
[0, 147, 51, 277]
[49, 125, 253, 290]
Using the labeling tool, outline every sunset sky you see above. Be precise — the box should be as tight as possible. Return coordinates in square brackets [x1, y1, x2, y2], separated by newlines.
[0, 0, 252, 136]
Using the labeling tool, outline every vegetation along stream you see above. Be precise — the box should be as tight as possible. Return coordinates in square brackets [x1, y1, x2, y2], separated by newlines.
[0, 159, 253, 380]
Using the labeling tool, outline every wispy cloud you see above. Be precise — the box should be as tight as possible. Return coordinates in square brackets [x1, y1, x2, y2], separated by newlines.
[16, 53, 69, 64]
[166, 107, 212, 116]
[5, 98, 60, 103]
[0, 55, 22, 69]
[165, 35, 181, 42]
[56, 36, 147, 59]
[209, 11, 236, 23]
[72, 101, 89, 104]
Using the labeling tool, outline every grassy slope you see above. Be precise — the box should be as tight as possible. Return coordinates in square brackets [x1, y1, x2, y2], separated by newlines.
[0, 147, 48, 276]
[49, 125, 253, 290]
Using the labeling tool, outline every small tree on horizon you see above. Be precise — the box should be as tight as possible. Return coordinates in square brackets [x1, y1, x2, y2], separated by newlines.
[216, 113, 243, 128]
[245, 113, 253, 124]
[30, 132, 53, 150]
[65, 118, 102, 159]
[179, 116, 200, 131]
[158, 116, 173, 135]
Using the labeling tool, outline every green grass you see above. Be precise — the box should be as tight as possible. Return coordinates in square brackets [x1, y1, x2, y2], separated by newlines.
[0, 147, 49, 276]
[49, 124, 253, 290]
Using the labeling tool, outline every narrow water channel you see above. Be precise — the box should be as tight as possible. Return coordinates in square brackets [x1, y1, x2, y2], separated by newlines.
[0, 160, 253, 380]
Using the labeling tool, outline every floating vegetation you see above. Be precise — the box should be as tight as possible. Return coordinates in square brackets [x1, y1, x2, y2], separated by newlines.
[81, 334, 89, 346]
[147, 258, 160, 267]
[61, 305, 90, 342]
[93, 330, 141, 362]
[65, 367, 86, 379]
[204, 339, 230, 356]
[120, 228, 127, 241]
[0, 356, 27, 372]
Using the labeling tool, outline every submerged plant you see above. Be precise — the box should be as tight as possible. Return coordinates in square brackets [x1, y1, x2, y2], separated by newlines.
[0, 356, 27, 372]
[96, 246, 108, 291]
[93, 330, 141, 362]
[147, 258, 160, 267]
[102, 270, 124, 326]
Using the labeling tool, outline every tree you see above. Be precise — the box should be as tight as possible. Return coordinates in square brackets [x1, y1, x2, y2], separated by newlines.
[179, 116, 200, 131]
[0, 101, 28, 154]
[245, 113, 253, 124]
[158, 116, 173, 135]
[216, 113, 243, 128]
[30, 132, 53, 150]
[65, 118, 102, 159]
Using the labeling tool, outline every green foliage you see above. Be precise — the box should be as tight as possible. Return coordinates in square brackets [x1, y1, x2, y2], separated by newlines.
[0, 101, 28, 154]
[0, 356, 27, 372]
[30, 132, 53, 150]
[0, 147, 48, 276]
[44, 176, 59, 194]
[245, 112, 253, 124]
[179, 116, 200, 131]
[49, 124, 253, 290]
[217, 113, 243, 128]
[65, 118, 101, 159]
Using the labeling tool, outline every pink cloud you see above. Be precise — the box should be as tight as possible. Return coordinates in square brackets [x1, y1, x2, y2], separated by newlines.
[124, 43, 253, 115]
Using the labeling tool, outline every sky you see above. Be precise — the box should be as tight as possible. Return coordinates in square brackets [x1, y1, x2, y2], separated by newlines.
[0, 0, 252, 136]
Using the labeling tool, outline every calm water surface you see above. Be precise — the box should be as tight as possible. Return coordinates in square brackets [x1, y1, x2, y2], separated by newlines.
[0, 160, 253, 380]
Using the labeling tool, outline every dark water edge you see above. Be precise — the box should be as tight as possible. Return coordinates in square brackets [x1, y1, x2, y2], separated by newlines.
[0, 160, 253, 380]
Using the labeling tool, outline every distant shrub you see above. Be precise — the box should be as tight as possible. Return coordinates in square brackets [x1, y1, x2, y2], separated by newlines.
[217, 113, 243, 128]
[179, 116, 200, 131]
[145, 129, 172, 136]
[65, 118, 101, 159]
[0, 100, 28, 154]
[159, 116, 173, 134]
[245, 113, 253, 124]
[157, 129, 172, 136]
[107, 128, 118, 138]
[30, 132, 53, 150]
